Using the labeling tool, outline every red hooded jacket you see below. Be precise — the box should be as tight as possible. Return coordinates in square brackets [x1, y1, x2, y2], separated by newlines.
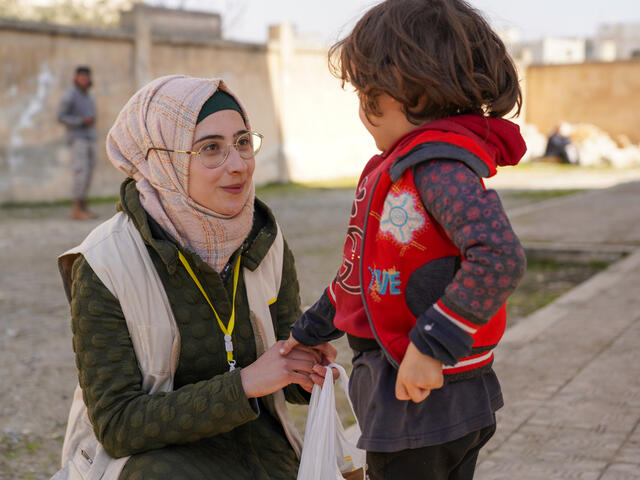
[327, 114, 526, 374]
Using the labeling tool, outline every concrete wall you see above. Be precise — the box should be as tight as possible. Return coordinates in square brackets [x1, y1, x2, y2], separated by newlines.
[525, 61, 640, 142]
[0, 17, 289, 204]
[0, 16, 373, 204]
[149, 39, 283, 185]
[266, 25, 374, 183]
[0, 21, 134, 203]
[2, 12, 640, 204]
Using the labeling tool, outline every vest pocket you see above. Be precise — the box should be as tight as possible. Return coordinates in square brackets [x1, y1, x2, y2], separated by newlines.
[67, 444, 95, 479]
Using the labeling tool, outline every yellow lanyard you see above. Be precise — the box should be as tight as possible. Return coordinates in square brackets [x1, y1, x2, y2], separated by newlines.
[178, 251, 242, 371]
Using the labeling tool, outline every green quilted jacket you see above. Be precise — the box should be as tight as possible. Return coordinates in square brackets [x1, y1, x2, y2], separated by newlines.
[68, 178, 307, 479]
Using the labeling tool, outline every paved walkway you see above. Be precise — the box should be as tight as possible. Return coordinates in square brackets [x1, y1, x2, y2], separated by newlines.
[476, 181, 640, 480]
[485, 166, 640, 191]
[1, 176, 639, 478]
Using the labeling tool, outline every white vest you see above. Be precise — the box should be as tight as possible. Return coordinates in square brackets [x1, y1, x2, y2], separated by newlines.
[53, 212, 302, 480]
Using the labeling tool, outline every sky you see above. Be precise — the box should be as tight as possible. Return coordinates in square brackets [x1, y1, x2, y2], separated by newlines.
[151, 0, 640, 44]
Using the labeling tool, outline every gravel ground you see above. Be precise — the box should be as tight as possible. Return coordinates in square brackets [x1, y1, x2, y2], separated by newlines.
[0, 185, 602, 479]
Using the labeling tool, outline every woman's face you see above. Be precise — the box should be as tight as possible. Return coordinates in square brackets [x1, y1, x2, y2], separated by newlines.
[188, 109, 255, 216]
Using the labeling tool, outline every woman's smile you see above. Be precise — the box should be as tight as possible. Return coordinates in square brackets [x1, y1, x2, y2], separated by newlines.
[220, 181, 246, 194]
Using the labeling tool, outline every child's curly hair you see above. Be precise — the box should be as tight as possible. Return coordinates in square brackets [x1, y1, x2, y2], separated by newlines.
[329, 0, 522, 123]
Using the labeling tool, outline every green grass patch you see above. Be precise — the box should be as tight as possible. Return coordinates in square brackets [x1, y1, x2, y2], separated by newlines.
[25, 442, 39, 453]
[256, 178, 357, 196]
[507, 189, 585, 202]
[513, 162, 638, 172]
[255, 182, 313, 196]
[507, 254, 612, 321]
[302, 177, 359, 189]
[0, 195, 119, 209]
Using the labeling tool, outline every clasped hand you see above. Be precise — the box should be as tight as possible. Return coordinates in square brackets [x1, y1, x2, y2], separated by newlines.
[240, 338, 338, 398]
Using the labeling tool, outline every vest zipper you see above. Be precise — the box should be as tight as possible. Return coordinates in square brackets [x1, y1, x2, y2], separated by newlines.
[358, 170, 400, 369]
[80, 449, 93, 464]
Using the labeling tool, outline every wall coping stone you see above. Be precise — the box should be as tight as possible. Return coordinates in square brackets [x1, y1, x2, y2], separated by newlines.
[0, 16, 266, 50]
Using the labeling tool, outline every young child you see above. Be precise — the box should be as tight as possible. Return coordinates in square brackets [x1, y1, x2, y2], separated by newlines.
[281, 0, 527, 478]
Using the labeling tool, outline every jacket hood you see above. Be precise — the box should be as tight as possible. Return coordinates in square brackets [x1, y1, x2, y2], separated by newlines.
[386, 114, 527, 178]
[433, 114, 527, 168]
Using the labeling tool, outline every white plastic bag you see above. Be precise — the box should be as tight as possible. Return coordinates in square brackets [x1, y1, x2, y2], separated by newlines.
[297, 363, 366, 480]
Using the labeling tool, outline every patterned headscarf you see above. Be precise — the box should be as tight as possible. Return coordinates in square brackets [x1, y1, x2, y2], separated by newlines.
[106, 75, 255, 272]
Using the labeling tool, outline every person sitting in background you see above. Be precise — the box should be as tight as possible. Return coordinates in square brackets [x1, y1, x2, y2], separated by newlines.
[57, 65, 98, 220]
[545, 123, 579, 164]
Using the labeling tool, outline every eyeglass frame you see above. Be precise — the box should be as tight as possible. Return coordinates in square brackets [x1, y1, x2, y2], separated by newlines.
[144, 131, 264, 169]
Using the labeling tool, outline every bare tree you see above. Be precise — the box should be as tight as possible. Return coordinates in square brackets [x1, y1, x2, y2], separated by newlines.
[221, 0, 249, 33]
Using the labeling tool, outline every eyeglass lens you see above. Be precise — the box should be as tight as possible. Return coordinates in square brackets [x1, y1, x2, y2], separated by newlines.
[198, 132, 262, 168]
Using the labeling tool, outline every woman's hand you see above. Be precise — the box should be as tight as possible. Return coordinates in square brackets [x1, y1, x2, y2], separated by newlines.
[279, 333, 339, 387]
[279, 333, 338, 365]
[309, 364, 340, 387]
[240, 341, 322, 398]
[395, 342, 444, 403]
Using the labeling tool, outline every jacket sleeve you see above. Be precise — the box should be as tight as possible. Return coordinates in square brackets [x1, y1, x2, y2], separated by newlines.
[275, 237, 312, 404]
[70, 256, 259, 459]
[290, 287, 342, 346]
[408, 159, 526, 365]
[57, 90, 83, 127]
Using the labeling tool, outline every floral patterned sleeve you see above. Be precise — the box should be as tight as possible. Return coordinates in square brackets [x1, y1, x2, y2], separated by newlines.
[408, 159, 526, 366]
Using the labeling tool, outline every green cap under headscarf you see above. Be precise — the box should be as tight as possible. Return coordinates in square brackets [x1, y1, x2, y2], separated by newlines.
[196, 89, 245, 125]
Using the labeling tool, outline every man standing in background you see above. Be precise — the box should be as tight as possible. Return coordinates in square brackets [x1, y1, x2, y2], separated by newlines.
[57, 66, 97, 220]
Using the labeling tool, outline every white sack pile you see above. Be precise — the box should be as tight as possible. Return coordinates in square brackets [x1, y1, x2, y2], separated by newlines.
[520, 122, 640, 167]
[569, 124, 640, 168]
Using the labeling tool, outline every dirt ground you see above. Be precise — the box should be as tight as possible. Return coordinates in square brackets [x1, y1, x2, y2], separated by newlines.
[0, 185, 602, 479]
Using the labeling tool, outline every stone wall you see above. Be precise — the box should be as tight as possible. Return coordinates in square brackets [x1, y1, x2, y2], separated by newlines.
[266, 26, 374, 183]
[525, 61, 640, 142]
[0, 13, 374, 204]
[0, 20, 135, 203]
[2, 9, 639, 204]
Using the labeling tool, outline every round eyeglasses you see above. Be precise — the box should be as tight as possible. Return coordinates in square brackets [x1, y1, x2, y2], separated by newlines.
[145, 131, 264, 169]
